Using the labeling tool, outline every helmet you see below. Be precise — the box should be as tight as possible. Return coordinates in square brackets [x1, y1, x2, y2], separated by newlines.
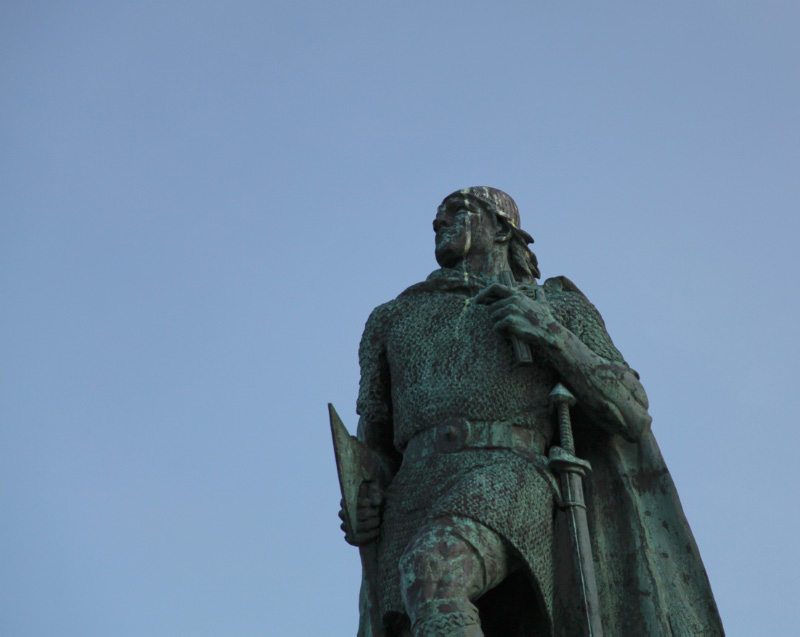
[442, 187, 534, 244]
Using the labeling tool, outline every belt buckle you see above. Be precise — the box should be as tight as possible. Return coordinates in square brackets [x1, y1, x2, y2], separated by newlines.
[435, 419, 469, 453]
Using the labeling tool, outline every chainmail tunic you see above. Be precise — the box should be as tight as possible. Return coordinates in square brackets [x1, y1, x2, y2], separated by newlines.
[356, 268, 629, 627]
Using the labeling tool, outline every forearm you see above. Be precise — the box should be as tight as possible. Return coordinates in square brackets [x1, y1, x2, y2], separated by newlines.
[357, 416, 402, 480]
[529, 322, 651, 441]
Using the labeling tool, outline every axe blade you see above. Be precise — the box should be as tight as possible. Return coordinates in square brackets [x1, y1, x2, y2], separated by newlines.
[329, 403, 381, 535]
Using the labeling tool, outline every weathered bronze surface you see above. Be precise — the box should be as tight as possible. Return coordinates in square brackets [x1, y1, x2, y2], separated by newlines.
[333, 187, 723, 636]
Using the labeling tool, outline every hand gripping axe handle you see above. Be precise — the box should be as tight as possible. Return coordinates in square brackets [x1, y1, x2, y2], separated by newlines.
[497, 270, 533, 365]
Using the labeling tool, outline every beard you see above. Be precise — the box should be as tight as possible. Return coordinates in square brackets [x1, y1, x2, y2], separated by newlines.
[435, 237, 466, 268]
[435, 223, 472, 268]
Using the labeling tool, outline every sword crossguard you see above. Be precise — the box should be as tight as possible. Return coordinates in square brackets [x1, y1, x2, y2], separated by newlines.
[548, 445, 592, 477]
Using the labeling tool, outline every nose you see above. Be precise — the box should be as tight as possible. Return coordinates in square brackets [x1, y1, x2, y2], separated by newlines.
[433, 217, 452, 233]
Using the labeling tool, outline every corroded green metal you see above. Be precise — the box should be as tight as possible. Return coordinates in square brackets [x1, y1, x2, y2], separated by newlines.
[330, 404, 386, 636]
[548, 384, 602, 637]
[332, 188, 724, 637]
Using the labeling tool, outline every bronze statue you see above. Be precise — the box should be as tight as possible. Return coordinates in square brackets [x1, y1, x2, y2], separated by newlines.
[333, 187, 723, 636]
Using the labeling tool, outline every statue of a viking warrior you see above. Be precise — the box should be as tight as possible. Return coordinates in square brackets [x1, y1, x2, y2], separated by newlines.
[334, 187, 723, 636]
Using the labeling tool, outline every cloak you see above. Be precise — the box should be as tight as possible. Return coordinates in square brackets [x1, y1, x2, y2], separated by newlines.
[545, 275, 723, 635]
[354, 272, 723, 636]
[553, 414, 723, 635]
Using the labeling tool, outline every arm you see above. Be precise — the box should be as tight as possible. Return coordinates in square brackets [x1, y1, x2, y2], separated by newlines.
[340, 304, 399, 546]
[532, 316, 650, 442]
[355, 303, 402, 476]
[357, 416, 402, 479]
[476, 280, 651, 442]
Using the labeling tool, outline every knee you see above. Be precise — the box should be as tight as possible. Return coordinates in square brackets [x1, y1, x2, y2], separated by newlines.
[399, 524, 480, 603]
[400, 530, 469, 580]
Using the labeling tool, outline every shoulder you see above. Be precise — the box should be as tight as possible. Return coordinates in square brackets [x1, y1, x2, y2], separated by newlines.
[362, 299, 396, 336]
[366, 272, 448, 326]
[543, 274, 583, 295]
[544, 275, 630, 368]
[361, 286, 417, 342]
[544, 275, 607, 326]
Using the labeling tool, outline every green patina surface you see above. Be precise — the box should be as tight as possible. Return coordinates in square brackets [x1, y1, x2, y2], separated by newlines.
[334, 187, 724, 637]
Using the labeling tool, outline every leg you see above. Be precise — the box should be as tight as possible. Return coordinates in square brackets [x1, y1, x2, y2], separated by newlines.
[398, 516, 515, 637]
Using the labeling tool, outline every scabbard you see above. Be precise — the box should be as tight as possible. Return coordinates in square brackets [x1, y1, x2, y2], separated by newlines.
[560, 470, 604, 637]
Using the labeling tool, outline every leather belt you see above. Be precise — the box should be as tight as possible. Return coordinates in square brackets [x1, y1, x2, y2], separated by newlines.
[403, 419, 548, 461]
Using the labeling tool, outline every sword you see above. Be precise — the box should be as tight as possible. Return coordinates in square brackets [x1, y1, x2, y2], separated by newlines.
[549, 384, 604, 637]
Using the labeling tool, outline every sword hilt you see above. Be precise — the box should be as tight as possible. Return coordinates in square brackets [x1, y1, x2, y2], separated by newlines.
[549, 383, 577, 455]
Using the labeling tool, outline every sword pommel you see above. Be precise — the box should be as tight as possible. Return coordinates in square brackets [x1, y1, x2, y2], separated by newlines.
[549, 382, 576, 407]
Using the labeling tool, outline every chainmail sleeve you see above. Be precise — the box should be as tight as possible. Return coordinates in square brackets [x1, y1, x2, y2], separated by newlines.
[544, 276, 633, 372]
[356, 302, 394, 446]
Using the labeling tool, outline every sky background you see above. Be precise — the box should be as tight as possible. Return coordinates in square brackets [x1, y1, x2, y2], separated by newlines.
[2, 2, 799, 635]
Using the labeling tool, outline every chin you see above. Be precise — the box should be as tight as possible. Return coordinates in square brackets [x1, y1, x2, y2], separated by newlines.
[435, 246, 461, 268]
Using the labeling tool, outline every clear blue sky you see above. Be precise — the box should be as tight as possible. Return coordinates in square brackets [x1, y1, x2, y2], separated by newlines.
[2, 2, 798, 635]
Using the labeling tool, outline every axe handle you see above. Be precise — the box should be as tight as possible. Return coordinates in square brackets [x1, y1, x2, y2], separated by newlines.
[498, 271, 533, 365]
[359, 543, 386, 637]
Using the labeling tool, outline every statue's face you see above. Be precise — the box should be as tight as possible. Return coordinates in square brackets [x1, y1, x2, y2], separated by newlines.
[433, 197, 496, 268]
